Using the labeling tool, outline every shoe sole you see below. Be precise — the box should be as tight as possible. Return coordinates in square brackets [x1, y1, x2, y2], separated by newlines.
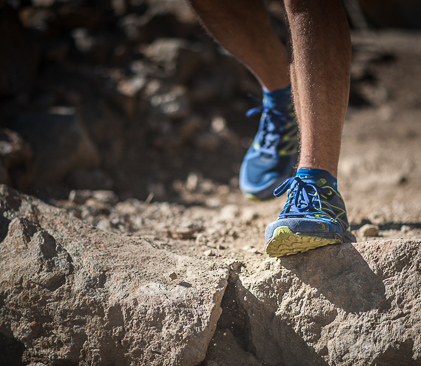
[265, 226, 341, 257]
[245, 193, 263, 201]
[244, 193, 277, 202]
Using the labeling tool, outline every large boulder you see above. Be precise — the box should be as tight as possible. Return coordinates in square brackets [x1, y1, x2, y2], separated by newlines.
[230, 239, 421, 365]
[0, 185, 228, 365]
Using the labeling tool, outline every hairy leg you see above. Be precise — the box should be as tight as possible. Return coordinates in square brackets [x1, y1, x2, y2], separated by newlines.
[186, 0, 290, 91]
[285, 0, 351, 177]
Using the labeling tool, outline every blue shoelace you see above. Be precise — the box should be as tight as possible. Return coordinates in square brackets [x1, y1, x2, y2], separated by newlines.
[273, 176, 332, 218]
[246, 99, 295, 157]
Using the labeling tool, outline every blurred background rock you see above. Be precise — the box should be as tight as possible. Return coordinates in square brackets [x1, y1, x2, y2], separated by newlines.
[0, 0, 420, 202]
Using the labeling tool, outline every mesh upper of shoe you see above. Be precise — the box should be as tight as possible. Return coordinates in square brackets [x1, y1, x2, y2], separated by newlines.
[265, 175, 349, 241]
[239, 99, 298, 199]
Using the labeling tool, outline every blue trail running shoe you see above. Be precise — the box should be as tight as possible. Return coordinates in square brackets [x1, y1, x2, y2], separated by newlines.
[239, 96, 298, 201]
[265, 172, 350, 257]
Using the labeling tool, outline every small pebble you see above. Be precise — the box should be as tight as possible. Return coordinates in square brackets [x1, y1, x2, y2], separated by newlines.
[241, 208, 259, 223]
[163, 228, 194, 239]
[401, 225, 411, 233]
[205, 197, 221, 208]
[204, 249, 216, 257]
[360, 224, 380, 237]
[242, 245, 254, 251]
[195, 233, 208, 245]
[219, 204, 239, 221]
[92, 190, 119, 205]
[69, 189, 92, 204]
[96, 219, 112, 231]
[169, 272, 178, 280]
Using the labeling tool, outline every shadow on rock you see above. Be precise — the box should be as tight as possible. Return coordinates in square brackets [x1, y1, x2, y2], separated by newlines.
[204, 271, 329, 366]
[279, 242, 388, 313]
[227, 240, 421, 365]
[231, 278, 330, 366]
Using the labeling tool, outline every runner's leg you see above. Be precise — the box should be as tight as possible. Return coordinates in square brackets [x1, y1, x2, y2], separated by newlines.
[186, 0, 290, 91]
[285, 0, 351, 177]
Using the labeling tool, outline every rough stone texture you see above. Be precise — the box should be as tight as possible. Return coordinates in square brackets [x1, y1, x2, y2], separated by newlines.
[234, 240, 421, 366]
[0, 185, 228, 365]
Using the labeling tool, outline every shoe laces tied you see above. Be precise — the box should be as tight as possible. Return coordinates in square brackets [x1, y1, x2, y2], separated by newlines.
[246, 98, 294, 157]
[273, 176, 331, 218]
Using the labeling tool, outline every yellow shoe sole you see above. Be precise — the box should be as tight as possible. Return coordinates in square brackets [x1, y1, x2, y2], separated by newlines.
[244, 193, 277, 202]
[265, 226, 341, 257]
[245, 193, 262, 201]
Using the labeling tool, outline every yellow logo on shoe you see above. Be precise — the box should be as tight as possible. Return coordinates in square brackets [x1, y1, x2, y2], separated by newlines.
[316, 222, 326, 231]
[316, 178, 327, 187]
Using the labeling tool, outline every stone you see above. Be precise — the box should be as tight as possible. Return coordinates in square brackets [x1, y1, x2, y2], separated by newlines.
[219, 205, 239, 221]
[95, 218, 112, 232]
[83, 198, 110, 216]
[118, 9, 194, 45]
[13, 108, 100, 186]
[116, 76, 147, 118]
[0, 128, 32, 171]
[401, 225, 411, 233]
[69, 189, 92, 204]
[149, 85, 191, 120]
[360, 223, 380, 237]
[163, 228, 195, 240]
[115, 199, 143, 216]
[195, 233, 209, 246]
[143, 38, 200, 83]
[186, 172, 200, 192]
[91, 190, 119, 205]
[210, 116, 227, 134]
[0, 128, 32, 188]
[204, 249, 216, 257]
[0, 185, 228, 365]
[232, 240, 421, 365]
[240, 208, 259, 223]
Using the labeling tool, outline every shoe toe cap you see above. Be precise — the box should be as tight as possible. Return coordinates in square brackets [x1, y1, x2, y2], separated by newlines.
[265, 217, 343, 241]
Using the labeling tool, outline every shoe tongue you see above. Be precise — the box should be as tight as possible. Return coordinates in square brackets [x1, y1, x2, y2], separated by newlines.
[262, 93, 291, 111]
[297, 170, 335, 189]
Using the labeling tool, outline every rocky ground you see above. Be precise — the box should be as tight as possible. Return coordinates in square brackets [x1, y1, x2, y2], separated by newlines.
[1, 1, 421, 365]
[53, 31, 421, 261]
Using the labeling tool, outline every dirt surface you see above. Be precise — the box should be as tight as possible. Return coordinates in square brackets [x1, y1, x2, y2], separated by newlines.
[54, 30, 421, 267]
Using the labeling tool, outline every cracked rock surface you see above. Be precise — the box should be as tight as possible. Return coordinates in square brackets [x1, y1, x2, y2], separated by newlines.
[1, 184, 421, 365]
[231, 240, 421, 365]
[0, 185, 228, 366]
